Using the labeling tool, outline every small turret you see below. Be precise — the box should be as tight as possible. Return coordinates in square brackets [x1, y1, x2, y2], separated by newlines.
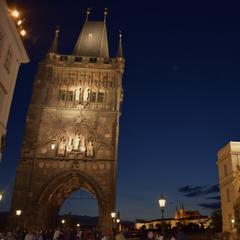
[117, 30, 123, 58]
[48, 27, 60, 54]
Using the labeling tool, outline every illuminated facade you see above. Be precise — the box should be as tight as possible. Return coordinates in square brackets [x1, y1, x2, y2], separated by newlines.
[11, 10, 124, 234]
[0, 0, 29, 161]
[217, 142, 240, 234]
[135, 208, 209, 229]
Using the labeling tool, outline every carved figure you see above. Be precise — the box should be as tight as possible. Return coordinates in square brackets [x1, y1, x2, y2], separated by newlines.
[75, 88, 81, 101]
[79, 134, 86, 152]
[83, 88, 90, 101]
[66, 138, 73, 152]
[58, 138, 66, 156]
[86, 140, 94, 157]
[73, 133, 80, 151]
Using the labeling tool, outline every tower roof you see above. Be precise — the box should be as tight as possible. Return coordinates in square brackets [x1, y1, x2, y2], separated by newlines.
[73, 21, 109, 58]
[117, 31, 123, 58]
[48, 28, 60, 54]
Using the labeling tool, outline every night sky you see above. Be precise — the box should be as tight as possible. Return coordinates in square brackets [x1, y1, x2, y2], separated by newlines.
[1, 0, 240, 221]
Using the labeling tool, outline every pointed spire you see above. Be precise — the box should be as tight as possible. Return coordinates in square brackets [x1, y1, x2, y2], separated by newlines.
[49, 27, 60, 54]
[117, 30, 123, 58]
[73, 8, 91, 55]
[104, 8, 108, 22]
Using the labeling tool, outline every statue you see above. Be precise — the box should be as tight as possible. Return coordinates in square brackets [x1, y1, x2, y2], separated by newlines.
[73, 133, 80, 151]
[83, 88, 90, 101]
[66, 138, 73, 152]
[75, 88, 81, 101]
[58, 138, 66, 156]
[79, 134, 86, 152]
[86, 140, 94, 157]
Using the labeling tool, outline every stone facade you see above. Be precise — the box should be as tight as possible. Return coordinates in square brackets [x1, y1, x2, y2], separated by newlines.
[217, 142, 240, 234]
[11, 16, 124, 234]
[0, 0, 29, 161]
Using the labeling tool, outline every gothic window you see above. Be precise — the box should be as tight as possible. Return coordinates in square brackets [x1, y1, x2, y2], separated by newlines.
[90, 92, 97, 102]
[59, 90, 67, 101]
[68, 91, 73, 101]
[98, 92, 104, 102]
[4, 46, 13, 73]
[59, 56, 68, 61]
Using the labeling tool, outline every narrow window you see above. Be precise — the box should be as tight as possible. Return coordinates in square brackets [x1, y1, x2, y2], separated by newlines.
[59, 90, 67, 101]
[98, 92, 104, 102]
[90, 92, 97, 102]
[68, 91, 73, 101]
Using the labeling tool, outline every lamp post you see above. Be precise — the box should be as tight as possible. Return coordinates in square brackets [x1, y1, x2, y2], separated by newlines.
[16, 209, 22, 229]
[159, 195, 166, 235]
[111, 212, 116, 237]
[116, 218, 120, 232]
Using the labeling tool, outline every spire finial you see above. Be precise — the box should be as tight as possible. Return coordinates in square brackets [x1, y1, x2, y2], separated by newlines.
[117, 29, 123, 58]
[104, 8, 108, 22]
[48, 26, 60, 54]
[86, 8, 91, 22]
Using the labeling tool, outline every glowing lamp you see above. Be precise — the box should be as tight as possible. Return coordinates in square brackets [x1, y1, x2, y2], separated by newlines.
[61, 219, 65, 224]
[116, 218, 120, 223]
[159, 195, 166, 209]
[0, 193, 3, 201]
[11, 10, 20, 18]
[16, 210, 22, 216]
[111, 212, 116, 218]
[231, 219, 235, 224]
[17, 20, 22, 26]
[77, 223, 80, 227]
[20, 29, 26, 37]
[51, 143, 55, 150]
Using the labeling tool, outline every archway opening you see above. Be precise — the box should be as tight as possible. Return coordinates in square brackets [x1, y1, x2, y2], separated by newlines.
[58, 189, 98, 228]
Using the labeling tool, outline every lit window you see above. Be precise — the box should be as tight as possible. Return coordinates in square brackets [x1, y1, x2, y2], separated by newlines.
[51, 144, 55, 150]
[98, 92, 104, 102]
[88, 33, 93, 39]
[90, 92, 97, 102]
[4, 46, 13, 73]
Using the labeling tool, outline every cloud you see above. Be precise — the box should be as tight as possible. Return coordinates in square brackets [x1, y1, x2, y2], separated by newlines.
[198, 202, 221, 210]
[205, 196, 220, 200]
[178, 184, 219, 198]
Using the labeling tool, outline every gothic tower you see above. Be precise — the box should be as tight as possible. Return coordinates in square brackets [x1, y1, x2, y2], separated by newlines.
[11, 10, 125, 234]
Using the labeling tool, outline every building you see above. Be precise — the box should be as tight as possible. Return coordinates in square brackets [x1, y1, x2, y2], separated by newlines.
[10, 10, 124, 234]
[0, 0, 29, 161]
[135, 208, 210, 229]
[217, 142, 240, 234]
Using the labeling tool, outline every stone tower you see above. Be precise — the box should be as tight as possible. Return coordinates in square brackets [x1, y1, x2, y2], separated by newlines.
[217, 142, 240, 234]
[11, 10, 125, 234]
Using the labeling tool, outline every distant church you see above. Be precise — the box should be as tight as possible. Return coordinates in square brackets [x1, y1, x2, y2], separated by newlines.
[11, 9, 125, 234]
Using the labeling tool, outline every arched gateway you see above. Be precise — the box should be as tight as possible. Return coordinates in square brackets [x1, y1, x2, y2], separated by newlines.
[10, 10, 125, 234]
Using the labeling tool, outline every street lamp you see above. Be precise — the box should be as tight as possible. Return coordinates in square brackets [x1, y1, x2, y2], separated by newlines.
[61, 219, 65, 224]
[76, 223, 80, 227]
[16, 210, 22, 216]
[111, 212, 116, 218]
[159, 195, 166, 234]
[0, 193, 3, 201]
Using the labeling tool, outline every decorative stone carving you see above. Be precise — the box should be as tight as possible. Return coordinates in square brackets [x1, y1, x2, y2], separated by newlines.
[86, 140, 94, 157]
[75, 88, 81, 101]
[58, 137, 66, 156]
[83, 88, 90, 101]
